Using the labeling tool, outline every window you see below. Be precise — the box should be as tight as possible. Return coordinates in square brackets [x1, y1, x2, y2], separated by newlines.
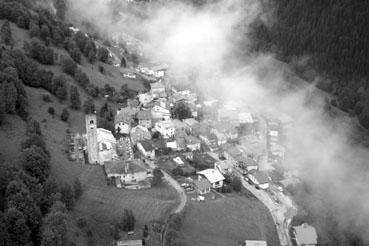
[90, 120, 94, 124]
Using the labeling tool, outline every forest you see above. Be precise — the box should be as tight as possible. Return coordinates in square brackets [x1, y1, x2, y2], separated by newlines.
[250, 0, 369, 129]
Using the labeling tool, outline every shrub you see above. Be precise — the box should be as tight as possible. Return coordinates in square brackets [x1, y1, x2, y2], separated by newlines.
[47, 107, 55, 116]
[60, 108, 69, 122]
[61, 58, 77, 76]
[42, 94, 52, 102]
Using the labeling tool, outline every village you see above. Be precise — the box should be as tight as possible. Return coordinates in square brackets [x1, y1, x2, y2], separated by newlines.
[64, 25, 318, 246]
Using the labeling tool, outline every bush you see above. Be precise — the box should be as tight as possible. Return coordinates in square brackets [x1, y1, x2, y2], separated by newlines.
[231, 176, 242, 192]
[42, 94, 52, 102]
[52, 75, 68, 101]
[60, 108, 69, 122]
[62, 58, 77, 76]
[97, 47, 109, 63]
[47, 107, 55, 116]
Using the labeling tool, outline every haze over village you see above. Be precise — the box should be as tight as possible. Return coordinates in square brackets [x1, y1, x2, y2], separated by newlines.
[0, 0, 369, 246]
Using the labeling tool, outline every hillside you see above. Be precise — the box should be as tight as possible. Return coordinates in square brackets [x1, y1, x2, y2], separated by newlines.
[250, 0, 369, 130]
[0, 2, 178, 245]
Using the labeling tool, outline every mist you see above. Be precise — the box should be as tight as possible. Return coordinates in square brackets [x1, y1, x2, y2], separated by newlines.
[65, 0, 369, 244]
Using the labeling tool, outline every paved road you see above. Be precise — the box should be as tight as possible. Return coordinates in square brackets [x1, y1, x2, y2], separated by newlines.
[235, 171, 292, 246]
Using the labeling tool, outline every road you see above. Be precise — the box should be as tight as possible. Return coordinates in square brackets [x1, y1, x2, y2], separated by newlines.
[146, 160, 187, 214]
[235, 171, 293, 246]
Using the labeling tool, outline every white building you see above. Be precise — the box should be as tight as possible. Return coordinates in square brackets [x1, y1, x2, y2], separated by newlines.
[137, 140, 155, 159]
[197, 169, 225, 189]
[154, 120, 175, 139]
[97, 128, 117, 164]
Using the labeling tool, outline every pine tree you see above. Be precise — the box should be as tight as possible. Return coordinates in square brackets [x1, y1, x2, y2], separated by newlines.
[69, 86, 81, 110]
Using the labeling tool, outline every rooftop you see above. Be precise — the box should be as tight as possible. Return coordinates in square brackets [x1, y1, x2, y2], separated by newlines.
[104, 159, 147, 176]
[137, 110, 152, 120]
[293, 223, 318, 245]
[197, 169, 225, 184]
[115, 107, 138, 124]
[138, 140, 154, 151]
[249, 170, 269, 184]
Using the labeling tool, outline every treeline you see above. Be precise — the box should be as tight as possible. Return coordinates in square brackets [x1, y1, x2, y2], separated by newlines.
[0, 118, 83, 245]
[250, 0, 369, 129]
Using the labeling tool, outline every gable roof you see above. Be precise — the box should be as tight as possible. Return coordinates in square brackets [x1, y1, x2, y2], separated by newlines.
[293, 223, 318, 245]
[138, 140, 154, 151]
[197, 169, 225, 184]
[194, 177, 211, 190]
[137, 110, 152, 120]
[115, 107, 138, 124]
[249, 170, 269, 184]
[104, 159, 146, 175]
[244, 240, 267, 246]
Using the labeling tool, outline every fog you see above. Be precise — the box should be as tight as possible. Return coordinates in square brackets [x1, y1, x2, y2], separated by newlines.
[64, 0, 369, 244]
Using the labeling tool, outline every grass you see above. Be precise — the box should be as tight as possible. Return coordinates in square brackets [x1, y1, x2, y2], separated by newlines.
[74, 165, 179, 245]
[177, 192, 279, 246]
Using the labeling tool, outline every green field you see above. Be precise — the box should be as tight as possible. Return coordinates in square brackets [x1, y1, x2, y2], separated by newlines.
[178, 192, 279, 246]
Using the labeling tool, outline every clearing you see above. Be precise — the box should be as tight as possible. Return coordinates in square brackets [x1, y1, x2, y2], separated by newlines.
[178, 191, 279, 246]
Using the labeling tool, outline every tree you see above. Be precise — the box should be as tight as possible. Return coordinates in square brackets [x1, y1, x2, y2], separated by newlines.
[0, 21, 12, 46]
[20, 145, 50, 183]
[120, 209, 135, 232]
[60, 108, 69, 122]
[61, 58, 77, 76]
[29, 24, 40, 38]
[0, 97, 4, 125]
[172, 102, 192, 120]
[48, 107, 55, 116]
[69, 86, 81, 110]
[40, 24, 50, 42]
[97, 47, 109, 63]
[69, 48, 81, 64]
[4, 207, 32, 246]
[151, 168, 163, 187]
[83, 98, 95, 114]
[2, 81, 17, 114]
[73, 178, 82, 199]
[75, 69, 90, 88]
[60, 185, 74, 210]
[21, 134, 48, 154]
[88, 50, 96, 63]
[120, 56, 126, 68]
[16, 16, 27, 29]
[41, 201, 68, 246]
[231, 176, 242, 192]
[52, 75, 68, 101]
[54, 0, 67, 20]
[37, 70, 54, 92]
[359, 106, 369, 129]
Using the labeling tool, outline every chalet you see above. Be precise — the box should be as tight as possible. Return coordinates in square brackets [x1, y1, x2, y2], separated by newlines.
[104, 159, 151, 187]
[237, 157, 258, 172]
[150, 81, 166, 98]
[214, 160, 237, 174]
[197, 169, 225, 189]
[247, 170, 270, 189]
[292, 223, 318, 246]
[136, 110, 152, 129]
[137, 140, 155, 159]
[115, 107, 138, 134]
[155, 120, 175, 139]
[194, 176, 211, 195]
[97, 128, 117, 164]
[130, 126, 151, 145]
[185, 135, 201, 151]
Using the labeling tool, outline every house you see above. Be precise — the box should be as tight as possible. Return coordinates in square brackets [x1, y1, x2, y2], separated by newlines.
[150, 81, 166, 98]
[292, 223, 318, 246]
[115, 107, 138, 134]
[155, 120, 175, 139]
[197, 169, 225, 189]
[211, 128, 227, 145]
[214, 160, 237, 174]
[151, 105, 171, 122]
[238, 112, 254, 124]
[137, 110, 152, 129]
[199, 132, 218, 152]
[104, 159, 151, 186]
[183, 118, 199, 132]
[237, 157, 258, 172]
[130, 126, 151, 145]
[246, 170, 270, 189]
[172, 119, 189, 132]
[138, 93, 154, 106]
[194, 176, 211, 195]
[97, 128, 117, 164]
[185, 135, 201, 151]
[137, 140, 155, 159]
[116, 240, 143, 246]
[244, 240, 267, 246]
